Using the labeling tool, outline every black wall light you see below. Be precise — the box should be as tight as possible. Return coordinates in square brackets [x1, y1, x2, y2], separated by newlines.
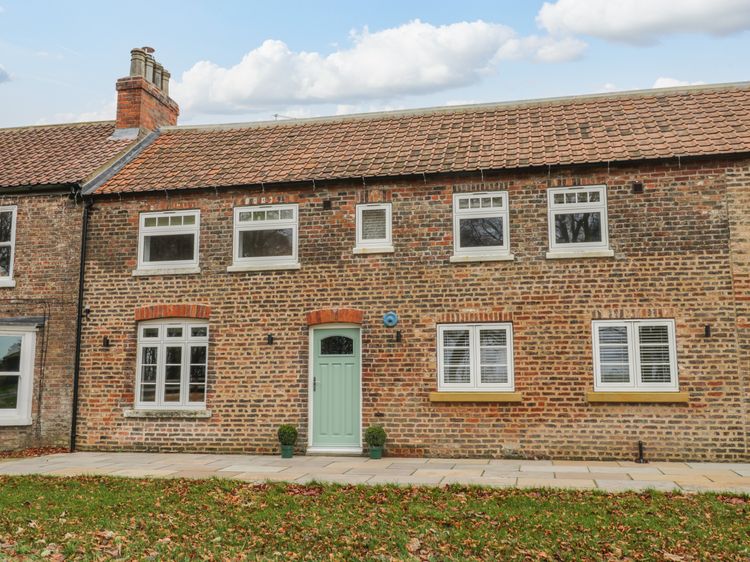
[704, 325, 711, 338]
[102, 336, 110, 348]
[395, 330, 403, 343]
[267, 334, 274, 345]
[631, 181, 644, 194]
[322, 200, 332, 210]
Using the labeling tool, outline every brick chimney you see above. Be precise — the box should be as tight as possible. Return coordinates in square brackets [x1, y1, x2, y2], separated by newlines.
[115, 47, 179, 134]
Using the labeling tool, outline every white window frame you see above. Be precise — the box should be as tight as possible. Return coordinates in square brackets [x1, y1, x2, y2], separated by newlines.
[354, 203, 393, 253]
[0, 206, 17, 287]
[451, 192, 511, 261]
[437, 323, 514, 392]
[547, 185, 610, 257]
[592, 319, 679, 392]
[135, 320, 209, 410]
[137, 210, 200, 271]
[0, 326, 36, 426]
[231, 204, 299, 270]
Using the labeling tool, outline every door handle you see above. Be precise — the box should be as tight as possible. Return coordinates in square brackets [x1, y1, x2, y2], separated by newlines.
[313, 377, 317, 391]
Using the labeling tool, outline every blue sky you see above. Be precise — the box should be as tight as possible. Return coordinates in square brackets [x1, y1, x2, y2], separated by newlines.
[0, 0, 748, 127]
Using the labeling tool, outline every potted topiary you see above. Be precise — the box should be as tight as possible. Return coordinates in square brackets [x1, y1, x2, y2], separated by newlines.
[364, 425, 387, 459]
[277, 424, 298, 458]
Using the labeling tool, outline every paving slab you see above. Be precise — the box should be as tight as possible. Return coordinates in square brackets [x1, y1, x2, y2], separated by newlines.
[595, 479, 680, 492]
[441, 476, 517, 487]
[517, 478, 597, 490]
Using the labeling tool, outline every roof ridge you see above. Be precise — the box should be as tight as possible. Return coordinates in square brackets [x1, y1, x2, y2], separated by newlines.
[161, 81, 750, 134]
[0, 120, 116, 133]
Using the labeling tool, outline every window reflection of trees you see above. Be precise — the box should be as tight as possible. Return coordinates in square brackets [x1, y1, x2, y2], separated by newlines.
[459, 217, 503, 247]
[555, 213, 601, 243]
[241, 229, 293, 257]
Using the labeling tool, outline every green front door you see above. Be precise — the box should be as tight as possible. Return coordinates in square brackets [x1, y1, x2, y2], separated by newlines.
[312, 328, 361, 448]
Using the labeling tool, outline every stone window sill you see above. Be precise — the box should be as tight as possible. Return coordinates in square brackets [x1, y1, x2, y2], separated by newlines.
[0, 278, 16, 288]
[353, 246, 394, 254]
[429, 392, 522, 403]
[586, 392, 689, 403]
[227, 262, 301, 272]
[546, 249, 614, 259]
[450, 254, 515, 263]
[123, 408, 212, 419]
[0, 417, 31, 426]
[132, 267, 201, 277]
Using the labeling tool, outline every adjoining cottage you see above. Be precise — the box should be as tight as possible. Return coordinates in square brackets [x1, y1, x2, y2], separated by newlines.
[3, 48, 749, 460]
[0, 47, 177, 450]
[72, 50, 750, 460]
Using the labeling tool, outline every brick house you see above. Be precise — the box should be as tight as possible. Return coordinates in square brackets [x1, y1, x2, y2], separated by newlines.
[0, 47, 177, 450]
[71, 75, 750, 461]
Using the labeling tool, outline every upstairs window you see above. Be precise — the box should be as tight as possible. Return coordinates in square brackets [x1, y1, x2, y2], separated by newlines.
[136, 321, 208, 409]
[232, 205, 298, 269]
[592, 320, 678, 392]
[452, 192, 510, 260]
[138, 211, 200, 270]
[547, 186, 609, 255]
[0, 206, 17, 285]
[355, 203, 393, 253]
[437, 323, 514, 391]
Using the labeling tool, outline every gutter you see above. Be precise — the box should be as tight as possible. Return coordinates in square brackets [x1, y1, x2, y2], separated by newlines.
[69, 195, 92, 451]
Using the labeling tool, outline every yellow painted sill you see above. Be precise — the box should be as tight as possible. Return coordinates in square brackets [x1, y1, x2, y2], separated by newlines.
[586, 391, 689, 403]
[429, 392, 523, 403]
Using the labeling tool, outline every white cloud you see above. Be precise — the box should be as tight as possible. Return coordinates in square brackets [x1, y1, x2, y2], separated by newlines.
[599, 82, 620, 93]
[495, 35, 586, 63]
[652, 77, 705, 89]
[537, 0, 750, 44]
[172, 19, 586, 116]
[0, 65, 10, 84]
[37, 98, 115, 125]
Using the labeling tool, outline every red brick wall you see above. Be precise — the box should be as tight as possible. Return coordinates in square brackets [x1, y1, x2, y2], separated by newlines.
[76, 158, 750, 460]
[115, 77, 179, 131]
[0, 192, 82, 450]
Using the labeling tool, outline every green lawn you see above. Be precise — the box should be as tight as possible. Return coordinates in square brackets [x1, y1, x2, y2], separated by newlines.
[0, 476, 748, 560]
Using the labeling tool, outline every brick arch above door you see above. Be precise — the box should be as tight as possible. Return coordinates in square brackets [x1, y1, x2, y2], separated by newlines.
[306, 308, 364, 326]
[134, 304, 211, 322]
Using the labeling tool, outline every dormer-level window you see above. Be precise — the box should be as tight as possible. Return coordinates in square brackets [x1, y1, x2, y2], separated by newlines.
[229, 204, 299, 271]
[354, 203, 393, 253]
[546, 186, 613, 258]
[138, 211, 200, 272]
[0, 206, 17, 287]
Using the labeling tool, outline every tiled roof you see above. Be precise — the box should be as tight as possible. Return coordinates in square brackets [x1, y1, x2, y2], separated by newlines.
[0, 121, 134, 189]
[97, 83, 750, 195]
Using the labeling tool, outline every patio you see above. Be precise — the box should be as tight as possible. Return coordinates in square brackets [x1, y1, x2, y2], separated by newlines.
[2, 452, 750, 493]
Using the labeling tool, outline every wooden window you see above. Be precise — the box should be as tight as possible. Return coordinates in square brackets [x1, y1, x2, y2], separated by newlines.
[233, 205, 298, 269]
[355, 203, 393, 252]
[547, 186, 610, 256]
[592, 320, 678, 392]
[452, 192, 510, 260]
[437, 323, 514, 391]
[136, 320, 209, 409]
[0, 206, 17, 286]
[138, 211, 200, 270]
[0, 326, 36, 426]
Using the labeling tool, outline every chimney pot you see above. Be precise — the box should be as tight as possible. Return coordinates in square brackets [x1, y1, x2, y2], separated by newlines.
[144, 55, 155, 83]
[142, 46, 155, 54]
[129, 48, 146, 78]
[153, 63, 163, 92]
[161, 69, 171, 96]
